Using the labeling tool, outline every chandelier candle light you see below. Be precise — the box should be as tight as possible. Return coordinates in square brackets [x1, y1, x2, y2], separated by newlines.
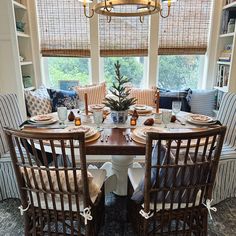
[78, 0, 175, 23]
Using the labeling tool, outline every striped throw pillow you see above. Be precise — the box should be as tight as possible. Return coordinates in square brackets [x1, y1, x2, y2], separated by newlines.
[74, 82, 106, 105]
[189, 90, 216, 116]
[128, 87, 156, 107]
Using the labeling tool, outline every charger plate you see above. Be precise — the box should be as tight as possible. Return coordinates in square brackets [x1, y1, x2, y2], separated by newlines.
[132, 127, 212, 148]
[129, 105, 153, 115]
[63, 125, 97, 138]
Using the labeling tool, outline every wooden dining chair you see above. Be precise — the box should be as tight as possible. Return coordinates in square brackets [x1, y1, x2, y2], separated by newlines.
[4, 127, 106, 236]
[128, 127, 226, 236]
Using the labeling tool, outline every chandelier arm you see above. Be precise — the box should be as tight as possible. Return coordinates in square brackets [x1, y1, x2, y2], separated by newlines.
[104, 0, 113, 12]
[139, 16, 144, 23]
[149, 0, 159, 13]
[83, 5, 94, 18]
[107, 16, 112, 23]
[160, 5, 170, 18]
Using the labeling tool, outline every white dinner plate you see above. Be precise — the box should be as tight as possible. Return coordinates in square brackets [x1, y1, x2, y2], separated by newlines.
[187, 114, 214, 125]
[63, 125, 97, 138]
[29, 117, 58, 125]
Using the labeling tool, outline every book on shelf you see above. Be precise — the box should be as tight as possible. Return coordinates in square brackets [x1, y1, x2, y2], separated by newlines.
[216, 65, 229, 88]
[221, 10, 229, 34]
[221, 8, 236, 34]
[219, 44, 232, 62]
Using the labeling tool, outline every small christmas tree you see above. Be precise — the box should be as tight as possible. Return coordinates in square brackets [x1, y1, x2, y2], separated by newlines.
[103, 61, 136, 111]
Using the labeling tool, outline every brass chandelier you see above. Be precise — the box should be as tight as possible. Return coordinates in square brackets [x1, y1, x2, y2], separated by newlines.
[78, 0, 174, 23]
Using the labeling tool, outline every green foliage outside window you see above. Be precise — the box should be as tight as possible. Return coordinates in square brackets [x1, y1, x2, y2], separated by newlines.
[158, 55, 201, 90]
[104, 57, 144, 88]
[46, 55, 201, 90]
[47, 57, 89, 88]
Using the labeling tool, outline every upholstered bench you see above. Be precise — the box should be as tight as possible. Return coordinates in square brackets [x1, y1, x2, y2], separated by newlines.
[0, 94, 22, 200]
[212, 92, 236, 204]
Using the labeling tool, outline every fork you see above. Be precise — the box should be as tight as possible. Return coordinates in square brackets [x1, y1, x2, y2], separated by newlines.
[123, 131, 132, 142]
[105, 134, 109, 142]
[126, 132, 132, 142]
[100, 133, 105, 142]
[122, 131, 129, 142]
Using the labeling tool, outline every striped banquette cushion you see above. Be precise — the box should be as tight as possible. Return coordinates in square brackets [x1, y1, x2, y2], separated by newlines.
[74, 82, 106, 105]
[0, 94, 22, 200]
[212, 92, 236, 204]
[0, 94, 23, 156]
[217, 92, 236, 149]
[128, 87, 156, 107]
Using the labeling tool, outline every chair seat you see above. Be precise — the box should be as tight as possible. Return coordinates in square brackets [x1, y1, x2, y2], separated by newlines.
[128, 168, 145, 191]
[32, 169, 106, 211]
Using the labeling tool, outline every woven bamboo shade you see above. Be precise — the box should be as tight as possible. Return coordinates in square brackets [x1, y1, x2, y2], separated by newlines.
[37, 0, 90, 57]
[99, 11, 149, 57]
[159, 0, 212, 55]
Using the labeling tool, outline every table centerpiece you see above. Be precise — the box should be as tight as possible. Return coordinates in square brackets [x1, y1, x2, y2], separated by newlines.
[103, 61, 136, 124]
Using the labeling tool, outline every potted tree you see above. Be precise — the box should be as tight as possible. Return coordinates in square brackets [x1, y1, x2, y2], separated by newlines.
[103, 61, 136, 124]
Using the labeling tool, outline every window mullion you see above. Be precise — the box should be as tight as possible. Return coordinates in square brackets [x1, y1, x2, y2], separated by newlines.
[147, 14, 160, 88]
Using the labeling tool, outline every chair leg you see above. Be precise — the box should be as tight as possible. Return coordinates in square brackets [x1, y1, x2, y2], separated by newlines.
[24, 214, 32, 236]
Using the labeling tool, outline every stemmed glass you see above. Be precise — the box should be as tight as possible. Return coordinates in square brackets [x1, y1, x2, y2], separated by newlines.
[57, 107, 67, 127]
[172, 100, 182, 116]
[162, 110, 172, 128]
[93, 109, 103, 130]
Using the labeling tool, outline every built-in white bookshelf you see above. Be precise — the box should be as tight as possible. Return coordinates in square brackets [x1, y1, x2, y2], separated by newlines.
[13, 0, 36, 91]
[214, 0, 236, 94]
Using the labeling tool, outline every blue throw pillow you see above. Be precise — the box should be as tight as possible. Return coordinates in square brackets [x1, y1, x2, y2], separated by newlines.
[47, 88, 78, 112]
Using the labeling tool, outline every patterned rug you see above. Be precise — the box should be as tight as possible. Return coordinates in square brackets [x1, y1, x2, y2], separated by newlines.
[0, 195, 236, 236]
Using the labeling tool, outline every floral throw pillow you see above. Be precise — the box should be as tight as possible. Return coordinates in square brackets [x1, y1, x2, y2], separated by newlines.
[25, 86, 52, 117]
[47, 88, 78, 112]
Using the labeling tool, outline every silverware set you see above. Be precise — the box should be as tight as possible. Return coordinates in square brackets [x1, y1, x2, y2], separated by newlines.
[123, 131, 132, 142]
[100, 133, 109, 142]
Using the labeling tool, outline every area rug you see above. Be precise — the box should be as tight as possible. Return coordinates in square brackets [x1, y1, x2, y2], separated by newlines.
[0, 195, 236, 235]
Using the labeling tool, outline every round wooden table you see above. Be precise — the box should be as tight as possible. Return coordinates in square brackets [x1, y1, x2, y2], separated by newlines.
[23, 110, 212, 195]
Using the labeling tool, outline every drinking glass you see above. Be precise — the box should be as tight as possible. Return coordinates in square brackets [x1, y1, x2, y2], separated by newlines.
[172, 100, 182, 115]
[93, 110, 103, 129]
[77, 100, 85, 114]
[57, 107, 67, 126]
[162, 110, 172, 128]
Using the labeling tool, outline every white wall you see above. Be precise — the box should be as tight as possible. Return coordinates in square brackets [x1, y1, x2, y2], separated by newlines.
[0, 0, 26, 117]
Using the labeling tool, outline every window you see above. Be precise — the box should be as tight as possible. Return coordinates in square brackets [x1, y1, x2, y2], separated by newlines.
[43, 57, 90, 90]
[158, 55, 203, 90]
[103, 57, 146, 89]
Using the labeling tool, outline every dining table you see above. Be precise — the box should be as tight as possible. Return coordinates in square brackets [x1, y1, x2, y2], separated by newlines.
[22, 108, 216, 196]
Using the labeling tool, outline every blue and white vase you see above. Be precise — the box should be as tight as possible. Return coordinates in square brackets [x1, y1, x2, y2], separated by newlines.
[110, 110, 128, 124]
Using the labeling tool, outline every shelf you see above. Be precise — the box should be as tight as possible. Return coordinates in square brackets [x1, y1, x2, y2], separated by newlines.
[20, 61, 32, 66]
[223, 1, 236, 10]
[24, 87, 35, 91]
[219, 32, 235, 38]
[17, 31, 30, 38]
[13, 1, 27, 10]
[217, 61, 231, 65]
[214, 86, 228, 92]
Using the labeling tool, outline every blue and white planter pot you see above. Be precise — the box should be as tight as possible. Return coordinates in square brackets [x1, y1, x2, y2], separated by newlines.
[110, 110, 128, 124]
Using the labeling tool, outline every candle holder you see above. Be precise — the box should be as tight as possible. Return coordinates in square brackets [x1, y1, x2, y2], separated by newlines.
[75, 117, 81, 126]
[130, 117, 137, 126]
